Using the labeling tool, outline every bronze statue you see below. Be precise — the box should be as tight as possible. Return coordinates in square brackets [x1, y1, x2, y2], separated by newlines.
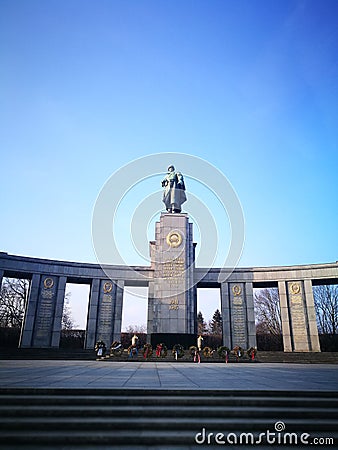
[161, 165, 187, 213]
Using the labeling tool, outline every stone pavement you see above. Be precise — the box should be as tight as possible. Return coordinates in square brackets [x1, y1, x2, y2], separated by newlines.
[0, 360, 337, 390]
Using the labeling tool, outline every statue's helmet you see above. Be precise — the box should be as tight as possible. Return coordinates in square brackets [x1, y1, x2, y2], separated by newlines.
[168, 165, 175, 171]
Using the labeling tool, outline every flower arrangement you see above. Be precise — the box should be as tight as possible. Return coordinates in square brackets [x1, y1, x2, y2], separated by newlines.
[172, 344, 185, 359]
[233, 345, 244, 361]
[247, 347, 257, 360]
[202, 346, 213, 358]
[110, 341, 123, 357]
[156, 343, 167, 357]
[217, 346, 230, 359]
[143, 343, 153, 359]
[189, 345, 197, 356]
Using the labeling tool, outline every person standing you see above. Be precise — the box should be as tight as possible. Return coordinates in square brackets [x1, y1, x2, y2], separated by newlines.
[130, 334, 139, 357]
[197, 335, 203, 352]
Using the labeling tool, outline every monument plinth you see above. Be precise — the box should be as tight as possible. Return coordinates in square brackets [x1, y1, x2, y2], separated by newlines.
[148, 213, 197, 344]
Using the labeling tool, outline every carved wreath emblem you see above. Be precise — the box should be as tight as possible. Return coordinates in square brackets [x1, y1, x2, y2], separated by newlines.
[43, 278, 54, 289]
[103, 281, 113, 293]
[232, 285, 242, 296]
[166, 230, 183, 248]
[290, 282, 301, 295]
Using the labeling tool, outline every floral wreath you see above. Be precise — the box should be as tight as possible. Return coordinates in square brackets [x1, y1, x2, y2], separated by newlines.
[247, 347, 257, 357]
[217, 346, 230, 358]
[189, 345, 198, 356]
[202, 346, 213, 358]
[172, 344, 185, 359]
[110, 341, 123, 356]
[233, 345, 244, 357]
[156, 343, 167, 357]
[143, 343, 153, 358]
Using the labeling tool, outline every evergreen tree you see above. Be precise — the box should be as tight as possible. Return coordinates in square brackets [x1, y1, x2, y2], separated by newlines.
[209, 309, 223, 335]
[197, 311, 207, 335]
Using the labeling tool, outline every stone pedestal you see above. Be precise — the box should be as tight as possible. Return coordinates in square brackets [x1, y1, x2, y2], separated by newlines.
[20, 275, 66, 348]
[220, 282, 256, 349]
[148, 213, 196, 336]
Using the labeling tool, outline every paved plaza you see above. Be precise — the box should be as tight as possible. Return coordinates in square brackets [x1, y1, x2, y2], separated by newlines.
[0, 360, 337, 390]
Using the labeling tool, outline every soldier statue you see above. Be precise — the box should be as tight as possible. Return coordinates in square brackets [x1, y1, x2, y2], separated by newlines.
[161, 165, 187, 213]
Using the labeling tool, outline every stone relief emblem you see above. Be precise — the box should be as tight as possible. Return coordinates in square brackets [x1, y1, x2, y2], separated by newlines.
[232, 285, 242, 296]
[43, 278, 54, 289]
[290, 282, 301, 295]
[166, 230, 183, 248]
[103, 281, 113, 293]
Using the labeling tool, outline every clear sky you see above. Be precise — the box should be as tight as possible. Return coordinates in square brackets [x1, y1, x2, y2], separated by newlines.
[1, 1, 337, 328]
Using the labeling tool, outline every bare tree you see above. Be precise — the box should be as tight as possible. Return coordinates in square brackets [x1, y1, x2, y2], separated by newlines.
[313, 284, 338, 335]
[0, 278, 29, 328]
[124, 324, 147, 333]
[254, 288, 282, 335]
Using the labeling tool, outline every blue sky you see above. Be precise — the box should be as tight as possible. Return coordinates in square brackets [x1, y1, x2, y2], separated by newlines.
[1, 1, 337, 327]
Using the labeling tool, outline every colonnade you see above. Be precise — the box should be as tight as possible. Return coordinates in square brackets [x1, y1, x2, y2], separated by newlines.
[1, 252, 337, 352]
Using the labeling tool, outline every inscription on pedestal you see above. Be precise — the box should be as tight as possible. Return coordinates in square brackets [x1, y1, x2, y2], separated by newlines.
[151, 213, 195, 334]
[288, 281, 309, 351]
[230, 284, 247, 348]
[97, 282, 113, 339]
[34, 277, 56, 342]
[161, 257, 185, 289]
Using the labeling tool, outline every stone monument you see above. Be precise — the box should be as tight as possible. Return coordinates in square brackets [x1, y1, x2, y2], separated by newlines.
[148, 166, 196, 347]
[0, 161, 332, 352]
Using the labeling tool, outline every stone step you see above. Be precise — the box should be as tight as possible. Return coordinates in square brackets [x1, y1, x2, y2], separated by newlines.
[1, 405, 337, 421]
[0, 415, 337, 429]
[1, 429, 338, 447]
[0, 389, 337, 448]
[2, 394, 338, 408]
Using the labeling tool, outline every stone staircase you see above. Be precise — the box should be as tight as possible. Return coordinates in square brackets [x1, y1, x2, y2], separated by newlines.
[256, 351, 338, 364]
[0, 347, 95, 360]
[0, 389, 337, 449]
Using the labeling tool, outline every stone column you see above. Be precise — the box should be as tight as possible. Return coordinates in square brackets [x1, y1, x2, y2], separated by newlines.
[19, 273, 40, 348]
[229, 282, 248, 349]
[92, 279, 124, 346]
[304, 279, 321, 352]
[51, 276, 67, 348]
[150, 213, 195, 335]
[31, 275, 59, 347]
[0, 269, 4, 290]
[278, 281, 292, 352]
[245, 282, 257, 348]
[85, 278, 100, 349]
[95, 280, 117, 346]
[287, 281, 310, 352]
[112, 280, 124, 342]
[147, 281, 155, 337]
[220, 282, 231, 348]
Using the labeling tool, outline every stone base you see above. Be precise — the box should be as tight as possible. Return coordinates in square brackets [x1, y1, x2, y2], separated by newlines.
[150, 333, 196, 349]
